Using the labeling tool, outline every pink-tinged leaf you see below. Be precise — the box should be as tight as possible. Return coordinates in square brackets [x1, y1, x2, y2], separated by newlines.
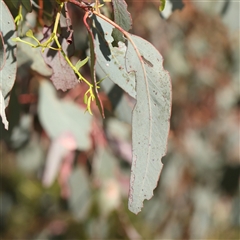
[0, 0, 17, 129]
[112, 0, 132, 41]
[42, 132, 77, 187]
[58, 151, 75, 198]
[41, 27, 79, 91]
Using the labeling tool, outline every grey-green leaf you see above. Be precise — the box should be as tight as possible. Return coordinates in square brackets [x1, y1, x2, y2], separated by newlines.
[38, 80, 92, 150]
[17, 33, 52, 77]
[0, 0, 17, 129]
[92, 16, 136, 99]
[75, 56, 89, 71]
[112, 0, 132, 42]
[90, 14, 171, 214]
[126, 35, 172, 214]
[0, 32, 5, 70]
[10, 0, 32, 12]
[69, 166, 92, 221]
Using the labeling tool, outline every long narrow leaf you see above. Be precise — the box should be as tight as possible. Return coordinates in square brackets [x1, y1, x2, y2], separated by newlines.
[84, 13, 105, 118]
[126, 35, 172, 214]
[91, 13, 172, 214]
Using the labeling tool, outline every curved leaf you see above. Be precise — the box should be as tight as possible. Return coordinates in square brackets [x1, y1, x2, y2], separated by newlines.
[92, 16, 136, 99]
[90, 13, 171, 214]
[0, 0, 17, 130]
[84, 13, 104, 117]
[126, 36, 172, 214]
[159, 0, 166, 12]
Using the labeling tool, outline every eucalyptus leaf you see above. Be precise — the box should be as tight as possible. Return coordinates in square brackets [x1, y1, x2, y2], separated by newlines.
[0, 0, 17, 129]
[17, 33, 52, 77]
[91, 14, 171, 214]
[92, 16, 136, 99]
[126, 35, 172, 214]
[0, 32, 5, 70]
[69, 167, 92, 221]
[21, 0, 32, 12]
[38, 80, 92, 150]
[112, 0, 132, 42]
[85, 15, 105, 117]
[10, 0, 32, 12]
[75, 56, 89, 71]
[41, 26, 79, 91]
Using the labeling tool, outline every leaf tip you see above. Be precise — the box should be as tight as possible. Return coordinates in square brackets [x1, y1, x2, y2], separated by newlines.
[128, 198, 143, 215]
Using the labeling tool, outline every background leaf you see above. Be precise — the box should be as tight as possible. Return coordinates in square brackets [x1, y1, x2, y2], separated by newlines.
[111, 0, 132, 42]
[126, 35, 172, 214]
[41, 27, 79, 91]
[38, 79, 92, 150]
[100, 79, 135, 124]
[160, 0, 184, 19]
[42, 132, 77, 187]
[10, 0, 32, 12]
[85, 16, 104, 117]
[68, 166, 92, 221]
[0, 0, 17, 129]
[17, 33, 52, 77]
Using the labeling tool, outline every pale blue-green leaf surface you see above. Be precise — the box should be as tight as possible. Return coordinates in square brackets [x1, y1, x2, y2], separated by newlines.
[112, 0, 132, 42]
[38, 80, 92, 150]
[69, 166, 92, 221]
[17, 33, 52, 76]
[92, 16, 136, 99]
[91, 15, 171, 214]
[0, 0, 17, 129]
[126, 35, 172, 214]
